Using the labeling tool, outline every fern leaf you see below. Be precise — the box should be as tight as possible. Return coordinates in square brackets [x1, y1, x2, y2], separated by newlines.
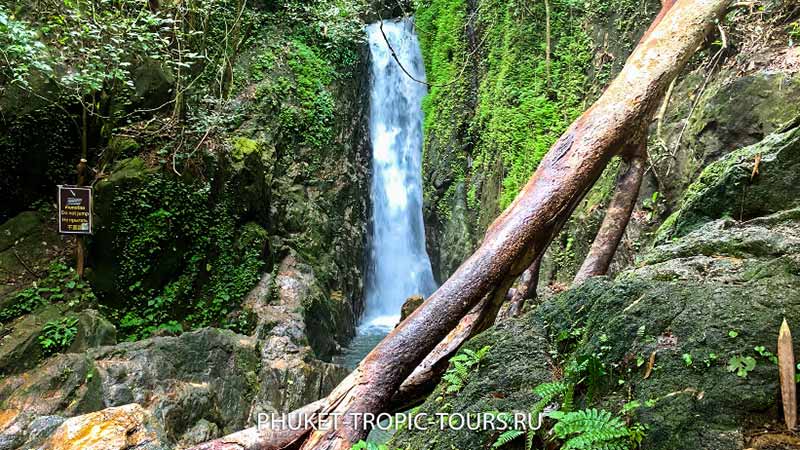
[493, 429, 524, 448]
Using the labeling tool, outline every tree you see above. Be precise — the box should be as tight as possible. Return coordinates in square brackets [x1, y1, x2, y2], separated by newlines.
[190, 0, 732, 448]
[573, 132, 647, 284]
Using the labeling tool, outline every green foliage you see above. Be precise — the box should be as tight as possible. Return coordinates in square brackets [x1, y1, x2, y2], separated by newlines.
[101, 172, 265, 340]
[38, 316, 79, 356]
[0, 262, 95, 323]
[349, 441, 392, 450]
[754, 345, 778, 364]
[416, 0, 594, 224]
[491, 377, 645, 450]
[789, 20, 800, 47]
[492, 429, 525, 448]
[641, 191, 663, 222]
[0, 6, 52, 89]
[727, 355, 756, 378]
[441, 345, 491, 394]
[281, 0, 367, 71]
[550, 408, 637, 450]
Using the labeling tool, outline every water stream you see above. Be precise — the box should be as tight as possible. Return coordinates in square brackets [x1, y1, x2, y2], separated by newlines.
[338, 18, 437, 368]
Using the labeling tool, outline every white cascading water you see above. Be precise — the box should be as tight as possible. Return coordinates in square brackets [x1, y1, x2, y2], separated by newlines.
[339, 18, 437, 367]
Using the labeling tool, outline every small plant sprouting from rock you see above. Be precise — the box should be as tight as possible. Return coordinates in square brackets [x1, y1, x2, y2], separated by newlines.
[442, 345, 491, 394]
[38, 316, 79, 356]
[754, 345, 778, 364]
[727, 355, 756, 378]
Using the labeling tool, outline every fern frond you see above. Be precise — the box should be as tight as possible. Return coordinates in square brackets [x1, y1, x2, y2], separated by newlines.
[492, 429, 524, 448]
[533, 381, 569, 398]
[525, 428, 535, 450]
[552, 408, 632, 450]
[530, 381, 569, 419]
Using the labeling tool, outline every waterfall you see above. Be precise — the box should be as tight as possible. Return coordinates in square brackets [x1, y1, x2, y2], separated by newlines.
[362, 18, 437, 329]
[339, 18, 436, 367]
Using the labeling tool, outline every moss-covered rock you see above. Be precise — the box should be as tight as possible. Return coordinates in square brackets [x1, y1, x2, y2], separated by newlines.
[0, 211, 63, 299]
[394, 120, 800, 450]
[394, 213, 800, 450]
[0, 304, 64, 376]
[656, 116, 800, 242]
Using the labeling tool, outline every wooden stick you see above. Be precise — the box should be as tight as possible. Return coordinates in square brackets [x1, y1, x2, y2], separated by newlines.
[779, 318, 796, 431]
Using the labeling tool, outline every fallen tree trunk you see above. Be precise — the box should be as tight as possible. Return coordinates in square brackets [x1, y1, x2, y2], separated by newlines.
[505, 256, 542, 318]
[189, 399, 327, 450]
[191, 1, 729, 448]
[299, 3, 729, 449]
[573, 135, 647, 284]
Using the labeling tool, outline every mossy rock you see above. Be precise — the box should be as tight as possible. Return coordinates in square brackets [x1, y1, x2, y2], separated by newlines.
[0, 304, 64, 376]
[685, 72, 800, 167]
[393, 209, 800, 450]
[88, 158, 158, 299]
[657, 116, 800, 242]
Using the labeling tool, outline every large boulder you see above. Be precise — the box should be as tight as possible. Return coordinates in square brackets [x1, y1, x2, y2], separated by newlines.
[0, 328, 259, 449]
[657, 116, 800, 241]
[393, 122, 800, 450]
[38, 404, 168, 450]
[0, 304, 64, 376]
[244, 254, 349, 417]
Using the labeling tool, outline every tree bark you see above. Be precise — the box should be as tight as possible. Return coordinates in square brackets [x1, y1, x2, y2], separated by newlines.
[188, 400, 327, 450]
[505, 256, 542, 318]
[190, 1, 729, 449]
[298, 3, 727, 449]
[573, 136, 646, 284]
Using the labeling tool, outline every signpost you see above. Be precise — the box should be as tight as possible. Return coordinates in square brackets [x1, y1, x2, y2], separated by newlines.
[58, 179, 92, 278]
[57, 185, 93, 235]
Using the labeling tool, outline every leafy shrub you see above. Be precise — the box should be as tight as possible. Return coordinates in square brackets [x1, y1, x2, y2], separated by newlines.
[38, 316, 79, 356]
[0, 262, 95, 324]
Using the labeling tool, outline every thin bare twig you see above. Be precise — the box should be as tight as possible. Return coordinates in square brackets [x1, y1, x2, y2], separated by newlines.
[377, 18, 484, 88]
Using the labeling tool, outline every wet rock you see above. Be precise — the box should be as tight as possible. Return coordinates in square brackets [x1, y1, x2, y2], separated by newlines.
[39, 404, 167, 450]
[399, 295, 424, 323]
[244, 254, 349, 416]
[23, 416, 64, 444]
[0, 328, 258, 448]
[68, 309, 117, 352]
[179, 419, 220, 447]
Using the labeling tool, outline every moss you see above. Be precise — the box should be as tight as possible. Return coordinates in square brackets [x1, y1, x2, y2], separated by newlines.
[663, 119, 800, 241]
[417, 0, 658, 279]
[90, 159, 268, 341]
[231, 137, 261, 160]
